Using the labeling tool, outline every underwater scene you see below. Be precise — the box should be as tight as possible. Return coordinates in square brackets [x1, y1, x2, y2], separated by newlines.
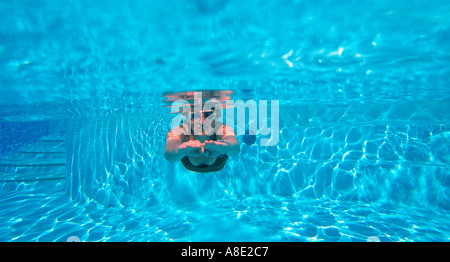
[0, 0, 449, 242]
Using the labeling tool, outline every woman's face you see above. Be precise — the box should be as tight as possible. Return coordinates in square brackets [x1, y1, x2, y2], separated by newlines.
[190, 111, 219, 138]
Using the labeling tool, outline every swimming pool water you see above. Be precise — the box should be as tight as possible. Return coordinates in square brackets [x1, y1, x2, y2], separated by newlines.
[0, 0, 449, 242]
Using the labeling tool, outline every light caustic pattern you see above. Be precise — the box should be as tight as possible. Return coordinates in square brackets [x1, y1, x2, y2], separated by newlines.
[1, 90, 449, 241]
[63, 114, 450, 206]
[1, 190, 450, 242]
[0, 0, 450, 242]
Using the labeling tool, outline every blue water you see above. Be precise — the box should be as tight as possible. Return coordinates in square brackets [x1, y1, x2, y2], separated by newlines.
[1, 0, 449, 242]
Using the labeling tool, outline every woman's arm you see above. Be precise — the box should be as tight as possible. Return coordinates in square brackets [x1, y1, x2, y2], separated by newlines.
[164, 131, 185, 162]
[221, 125, 240, 157]
[164, 131, 203, 162]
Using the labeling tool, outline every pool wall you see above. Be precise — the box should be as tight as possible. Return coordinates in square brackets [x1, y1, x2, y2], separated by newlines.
[65, 101, 450, 210]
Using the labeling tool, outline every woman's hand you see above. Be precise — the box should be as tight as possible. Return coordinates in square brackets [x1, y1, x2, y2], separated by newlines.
[202, 140, 229, 157]
[178, 140, 203, 157]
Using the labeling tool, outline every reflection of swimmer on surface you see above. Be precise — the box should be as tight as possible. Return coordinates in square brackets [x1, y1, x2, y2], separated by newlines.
[164, 111, 240, 173]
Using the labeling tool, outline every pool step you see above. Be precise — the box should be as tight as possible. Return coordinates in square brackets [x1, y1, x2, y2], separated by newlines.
[19, 144, 66, 154]
[0, 158, 65, 168]
[40, 134, 65, 142]
[38, 134, 66, 147]
[0, 172, 66, 182]
[0, 133, 67, 183]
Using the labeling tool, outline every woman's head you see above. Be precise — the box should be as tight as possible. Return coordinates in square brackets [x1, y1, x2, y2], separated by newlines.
[187, 108, 223, 137]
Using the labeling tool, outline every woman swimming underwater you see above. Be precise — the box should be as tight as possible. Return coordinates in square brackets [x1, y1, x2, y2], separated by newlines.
[164, 110, 240, 173]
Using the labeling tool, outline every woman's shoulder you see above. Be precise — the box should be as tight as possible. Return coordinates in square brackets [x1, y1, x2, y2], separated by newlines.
[221, 124, 236, 137]
[168, 123, 191, 138]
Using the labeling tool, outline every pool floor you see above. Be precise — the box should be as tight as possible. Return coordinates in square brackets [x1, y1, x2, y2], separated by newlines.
[0, 183, 449, 242]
